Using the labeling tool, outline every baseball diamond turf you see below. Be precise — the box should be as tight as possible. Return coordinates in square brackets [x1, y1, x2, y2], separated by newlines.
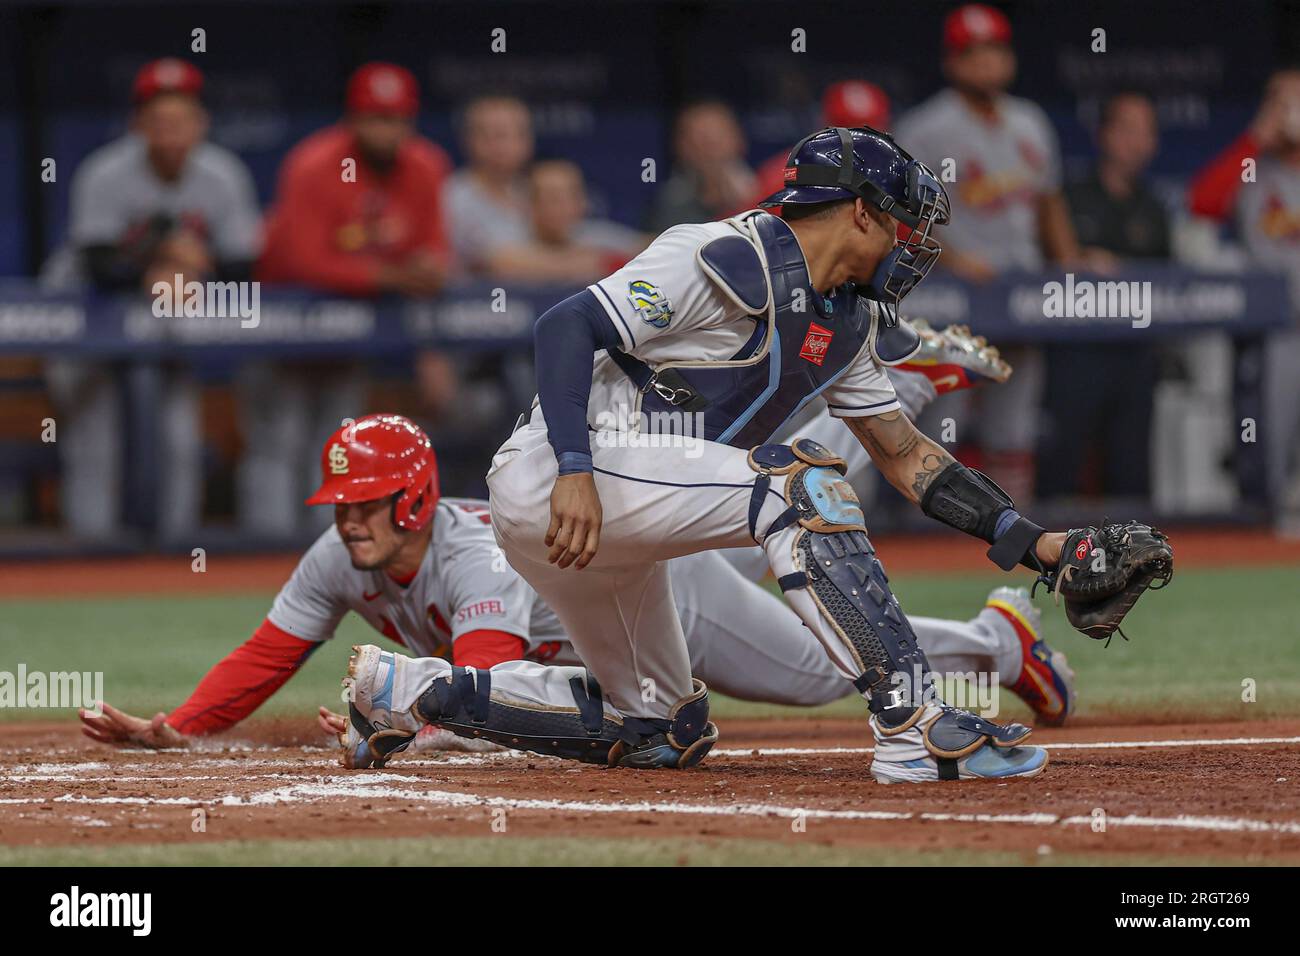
[1, 565, 1297, 725]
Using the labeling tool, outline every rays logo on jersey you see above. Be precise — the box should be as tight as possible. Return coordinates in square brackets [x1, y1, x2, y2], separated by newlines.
[627, 279, 673, 329]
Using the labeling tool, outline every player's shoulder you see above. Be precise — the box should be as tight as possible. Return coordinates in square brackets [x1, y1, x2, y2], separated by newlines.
[187, 141, 255, 183]
[440, 169, 484, 209]
[296, 524, 358, 579]
[429, 498, 503, 581]
[73, 135, 144, 186]
[646, 220, 734, 252]
[280, 125, 351, 176]
[630, 220, 739, 277]
[1000, 94, 1057, 137]
[432, 498, 497, 550]
[895, 89, 961, 138]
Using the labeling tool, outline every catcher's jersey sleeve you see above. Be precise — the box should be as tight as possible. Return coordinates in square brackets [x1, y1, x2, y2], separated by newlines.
[821, 334, 901, 418]
[265, 529, 353, 642]
[588, 223, 731, 352]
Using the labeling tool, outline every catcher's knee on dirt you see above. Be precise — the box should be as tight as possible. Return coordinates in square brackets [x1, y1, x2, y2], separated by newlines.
[748, 438, 935, 726]
[416, 667, 717, 769]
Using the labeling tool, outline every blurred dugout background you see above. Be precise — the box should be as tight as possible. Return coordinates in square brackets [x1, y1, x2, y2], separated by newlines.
[0, 0, 1299, 554]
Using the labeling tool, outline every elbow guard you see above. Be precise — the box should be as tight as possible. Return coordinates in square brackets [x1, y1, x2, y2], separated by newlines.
[919, 462, 1046, 572]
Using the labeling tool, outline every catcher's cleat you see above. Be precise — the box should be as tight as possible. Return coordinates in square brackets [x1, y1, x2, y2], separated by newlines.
[869, 702, 1048, 784]
[897, 319, 1013, 394]
[986, 586, 1076, 727]
[339, 645, 426, 769]
[337, 704, 377, 770]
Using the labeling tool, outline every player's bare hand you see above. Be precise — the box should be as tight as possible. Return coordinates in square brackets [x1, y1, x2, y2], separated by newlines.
[546, 472, 603, 570]
[318, 705, 348, 738]
[79, 701, 187, 749]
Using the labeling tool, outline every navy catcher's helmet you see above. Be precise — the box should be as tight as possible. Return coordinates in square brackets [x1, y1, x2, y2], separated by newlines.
[759, 126, 950, 325]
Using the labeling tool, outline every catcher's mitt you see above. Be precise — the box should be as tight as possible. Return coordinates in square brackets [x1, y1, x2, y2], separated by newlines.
[1041, 520, 1174, 642]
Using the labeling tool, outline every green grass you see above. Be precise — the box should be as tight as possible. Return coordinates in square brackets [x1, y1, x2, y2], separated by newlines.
[3, 836, 1290, 867]
[0, 566, 1297, 727]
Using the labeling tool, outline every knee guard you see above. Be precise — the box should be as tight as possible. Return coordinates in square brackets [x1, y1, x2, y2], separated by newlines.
[749, 439, 933, 723]
[606, 679, 719, 769]
[415, 666, 620, 765]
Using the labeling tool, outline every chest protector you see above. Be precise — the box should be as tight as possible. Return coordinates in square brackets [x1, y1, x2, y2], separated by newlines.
[608, 210, 921, 449]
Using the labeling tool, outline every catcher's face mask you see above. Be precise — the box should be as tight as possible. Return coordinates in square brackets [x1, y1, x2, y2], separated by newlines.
[860, 159, 950, 326]
[761, 126, 951, 326]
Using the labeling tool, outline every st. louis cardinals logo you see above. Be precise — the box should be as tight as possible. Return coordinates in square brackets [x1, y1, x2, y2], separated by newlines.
[799, 322, 834, 366]
[328, 442, 349, 475]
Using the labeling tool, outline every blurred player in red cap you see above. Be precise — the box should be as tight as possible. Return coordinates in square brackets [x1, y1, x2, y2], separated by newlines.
[257, 61, 451, 295]
[243, 62, 455, 539]
[42, 57, 261, 540]
[895, 4, 1094, 503]
[750, 80, 892, 209]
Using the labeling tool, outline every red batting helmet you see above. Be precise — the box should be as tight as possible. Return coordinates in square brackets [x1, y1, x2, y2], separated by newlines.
[306, 414, 439, 532]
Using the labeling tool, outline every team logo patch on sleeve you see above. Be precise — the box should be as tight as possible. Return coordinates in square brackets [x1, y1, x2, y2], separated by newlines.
[627, 279, 673, 329]
[799, 322, 834, 366]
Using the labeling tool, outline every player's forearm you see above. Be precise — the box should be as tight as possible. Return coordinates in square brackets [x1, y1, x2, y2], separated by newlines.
[534, 288, 623, 474]
[845, 412, 1062, 572]
[843, 411, 954, 505]
[166, 619, 318, 736]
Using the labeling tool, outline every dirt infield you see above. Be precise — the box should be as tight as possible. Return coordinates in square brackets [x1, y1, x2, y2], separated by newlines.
[3, 717, 1297, 862]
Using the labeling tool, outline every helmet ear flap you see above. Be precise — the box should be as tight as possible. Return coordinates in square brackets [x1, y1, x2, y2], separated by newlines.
[390, 472, 438, 531]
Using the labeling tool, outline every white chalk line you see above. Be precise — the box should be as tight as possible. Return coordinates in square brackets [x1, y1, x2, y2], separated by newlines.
[10, 778, 1300, 836]
[4, 767, 1300, 837]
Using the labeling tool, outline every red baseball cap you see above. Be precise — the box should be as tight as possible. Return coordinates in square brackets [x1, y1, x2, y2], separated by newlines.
[822, 81, 891, 131]
[943, 4, 1013, 54]
[346, 62, 420, 117]
[132, 58, 204, 105]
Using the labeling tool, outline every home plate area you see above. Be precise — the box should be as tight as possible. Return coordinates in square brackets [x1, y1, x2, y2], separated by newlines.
[1, 718, 1297, 861]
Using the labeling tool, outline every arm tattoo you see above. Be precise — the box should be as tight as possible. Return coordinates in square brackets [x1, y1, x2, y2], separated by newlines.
[911, 451, 953, 500]
[895, 430, 920, 459]
[845, 414, 955, 504]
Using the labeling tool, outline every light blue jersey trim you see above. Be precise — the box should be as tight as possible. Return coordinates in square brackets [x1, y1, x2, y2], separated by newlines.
[717, 325, 782, 444]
